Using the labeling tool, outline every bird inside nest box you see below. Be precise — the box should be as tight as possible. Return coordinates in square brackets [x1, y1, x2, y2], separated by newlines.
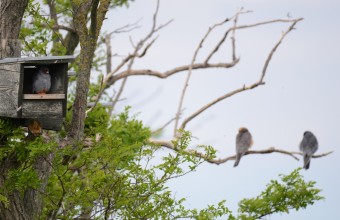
[0, 56, 75, 130]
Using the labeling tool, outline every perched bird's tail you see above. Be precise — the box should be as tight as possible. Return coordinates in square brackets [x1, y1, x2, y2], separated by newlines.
[234, 154, 241, 167]
[303, 154, 311, 170]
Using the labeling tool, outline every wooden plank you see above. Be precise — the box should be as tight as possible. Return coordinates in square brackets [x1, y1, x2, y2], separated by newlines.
[22, 100, 63, 118]
[61, 63, 68, 117]
[23, 94, 65, 100]
[0, 56, 75, 64]
[0, 63, 21, 117]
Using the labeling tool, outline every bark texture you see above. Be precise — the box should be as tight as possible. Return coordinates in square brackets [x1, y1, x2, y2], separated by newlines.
[69, 0, 110, 141]
[0, 0, 27, 58]
[0, 1, 53, 219]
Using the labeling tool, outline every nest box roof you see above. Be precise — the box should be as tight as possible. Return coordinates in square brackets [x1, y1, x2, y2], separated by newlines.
[0, 56, 74, 64]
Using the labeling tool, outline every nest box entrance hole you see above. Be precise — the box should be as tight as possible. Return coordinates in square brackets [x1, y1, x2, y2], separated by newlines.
[23, 63, 67, 95]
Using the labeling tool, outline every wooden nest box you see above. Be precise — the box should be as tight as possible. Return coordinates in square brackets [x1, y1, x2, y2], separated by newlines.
[0, 56, 74, 130]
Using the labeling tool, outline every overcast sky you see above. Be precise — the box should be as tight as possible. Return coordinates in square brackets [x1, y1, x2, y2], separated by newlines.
[103, 0, 340, 219]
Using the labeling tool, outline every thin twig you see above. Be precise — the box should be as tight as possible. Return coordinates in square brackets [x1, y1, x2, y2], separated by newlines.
[234, 18, 303, 30]
[204, 9, 251, 63]
[231, 10, 244, 62]
[259, 19, 302, 82]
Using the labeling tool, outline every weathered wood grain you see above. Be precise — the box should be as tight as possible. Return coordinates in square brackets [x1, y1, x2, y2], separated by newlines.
[61, 63, 68, 117]
[23, 94, 65, 99]
[22, 100, 63, 118]
[0, 63, 21, 117]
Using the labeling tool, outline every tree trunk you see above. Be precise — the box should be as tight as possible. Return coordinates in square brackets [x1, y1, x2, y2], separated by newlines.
[68, 0, 95, 141]
[0, 1, 53, 219]
[0, 0, 27, 58]
[69, 41, 95, 140]
[69, 0, 110, 141]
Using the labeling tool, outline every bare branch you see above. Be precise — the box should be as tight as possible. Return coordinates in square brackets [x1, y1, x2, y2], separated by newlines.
[109, 34, 146, 111]
[173, 9, 252, 136]
[93, 4, 165, 110]
[204, 9, 251, 63]
[179, 18, 303, 131]
[297, 150, 334, 158]
[179, 83, 263, 131]
[210, 149, 334, 165]
[259, 18, 302, 82]
[107, 60, 239, 83]
[148, 139, 333, 165]
[103, 17, 303, 91]
[173, 15, 231, 136]
[101, 0, 173, 100]
[138, 37, 157, 58]
[205, 17, 302, 64]
[231, 10, 244, 62]
[235, 18, 303, 30]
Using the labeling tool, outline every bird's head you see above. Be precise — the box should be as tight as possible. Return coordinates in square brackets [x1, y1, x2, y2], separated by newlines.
[28, 120, 42, 137]
[303, 131, 313, 136]
[239, 127, 249, 133]
[39, 66, 50, 75]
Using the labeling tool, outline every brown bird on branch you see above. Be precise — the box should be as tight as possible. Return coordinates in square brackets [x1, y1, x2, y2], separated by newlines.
[234, 127, 253, 167]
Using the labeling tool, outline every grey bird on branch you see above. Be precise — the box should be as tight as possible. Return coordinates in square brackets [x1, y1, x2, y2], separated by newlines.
[234, 127, 253, 167]
[299, 131, 318, 170]
[33, 66, 51, 94]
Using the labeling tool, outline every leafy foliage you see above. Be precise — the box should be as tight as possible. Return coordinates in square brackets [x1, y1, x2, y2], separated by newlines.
[0, 119, 57, 208]
[0, 118, 25, 151]
[237, 168, 323, 220]
[43, 109, 233, 219]
[20, 0, 54, 56]
[37, 106, 323, 219]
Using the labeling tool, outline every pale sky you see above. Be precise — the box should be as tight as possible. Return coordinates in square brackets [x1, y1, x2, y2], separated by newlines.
[103, 0, 340, 219]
